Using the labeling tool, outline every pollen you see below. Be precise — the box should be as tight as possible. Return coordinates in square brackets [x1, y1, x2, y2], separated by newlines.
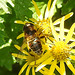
[51, 41, 71, 60]
[37, 19, 52, 34]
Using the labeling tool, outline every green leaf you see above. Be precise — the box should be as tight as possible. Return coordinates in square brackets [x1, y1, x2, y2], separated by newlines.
[0, 66, 17, 75]
[14, 0, 33, 20]
[61, 0, 75, 15]
[0, 47, 13, 71]
[0, 23, 6, 46]
[0, 36, 5, 46]
[0, 3, 22, 71]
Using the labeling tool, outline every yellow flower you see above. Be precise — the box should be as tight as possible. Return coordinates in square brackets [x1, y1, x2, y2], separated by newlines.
[15, 0, 73, 39]
[12, 45, 36, 75]
[31, 17, 75, 75]
[12, 0, 75, 75]
[12, 45, 48, 75]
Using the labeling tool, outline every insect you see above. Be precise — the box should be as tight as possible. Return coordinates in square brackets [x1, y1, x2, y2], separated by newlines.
[21, 23, 44, 55]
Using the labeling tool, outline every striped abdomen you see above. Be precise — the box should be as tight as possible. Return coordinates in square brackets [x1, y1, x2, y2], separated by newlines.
[29, 37, 42, 55]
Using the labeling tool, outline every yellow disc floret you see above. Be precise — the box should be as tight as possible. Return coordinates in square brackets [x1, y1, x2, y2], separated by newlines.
[51, 41, 71, 60]
[37, 19, 52, 35]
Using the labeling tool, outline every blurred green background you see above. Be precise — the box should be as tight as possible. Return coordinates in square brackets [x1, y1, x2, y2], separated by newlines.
[0, 0, 75, 75]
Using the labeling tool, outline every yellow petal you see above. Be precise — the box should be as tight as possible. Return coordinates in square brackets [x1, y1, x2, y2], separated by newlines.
[48, 37, 56, 42]
[32, 0, 42, 20]
[63, 34, 75, 41]
[39, 69, 55, 75]
[60, 17, 64, 41]
[26, 56, 34, 63]
[39, 69, 46, 75]
[65, 23, 75, 44]
[47, 0, 52, 11]
[69, 55, 75, 60]
[14, 45, 30, 55]
[32, 67, 35, 75]
[14, 20, 27, 24]
[49, 0, 57, 19]
[55, 27, 68, 32]
[53, 12, 74, 25]
[42, 67, 49, 71]
[69, 42, 75, 47]
[29, 50, 39, 58]
[20, 39, 27, 51]
[35, 56, 53, 72]
[17, 33, 24, 39]
[12, 53, 27, 59]
[55, 27, 75, 37]
[49, 60, 57, 75]
[53, 73, 55, 75]
[36, 65, 46, 72]
[14, 44, 20, 50]
[50, 19, 59, 41]
[65, 59, 75, 74]
[29, 18, 37, 22]
[30, 51, 50, 65]
[26, 65, 31, 75]
[42, 44, 50, 52]
[70, 37, 75, 41]
[71, 49, 75, 53]
[45, 0, 51, 19]
[18, 62, 28, 75]
[55, 65, 60, 74]
[60, 60, 66, 75]
[46, 38, 53, 44]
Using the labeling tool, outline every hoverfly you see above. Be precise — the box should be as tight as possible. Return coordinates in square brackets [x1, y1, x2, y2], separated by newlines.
[21, 23, 44, 55]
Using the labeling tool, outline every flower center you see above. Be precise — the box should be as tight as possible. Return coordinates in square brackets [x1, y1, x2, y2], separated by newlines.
[51, 41, 71, 60]
[37, 19, 52, 35]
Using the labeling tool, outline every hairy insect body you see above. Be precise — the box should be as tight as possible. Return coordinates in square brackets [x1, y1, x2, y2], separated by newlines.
[23, 23, 42, 55]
